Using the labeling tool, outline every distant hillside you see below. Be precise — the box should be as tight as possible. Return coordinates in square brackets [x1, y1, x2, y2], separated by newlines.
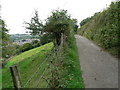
[10, 34, 39, 41]
[78, 1, 120, 57]
[10, 34, 32, 41]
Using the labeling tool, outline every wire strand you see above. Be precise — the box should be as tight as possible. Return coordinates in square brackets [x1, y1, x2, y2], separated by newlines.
[35, 64, 49, 88]
[23, 49, 54, 88]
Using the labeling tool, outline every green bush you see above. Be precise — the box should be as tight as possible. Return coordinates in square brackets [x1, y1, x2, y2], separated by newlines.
[20, 43, 33, 52]
[2, 43, 17, 58]
[31, 40, 40, 48]
[41, 33, 53, 45]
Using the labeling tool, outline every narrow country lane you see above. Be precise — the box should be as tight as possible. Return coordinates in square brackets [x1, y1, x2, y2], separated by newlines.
[75, 35, 118, 88]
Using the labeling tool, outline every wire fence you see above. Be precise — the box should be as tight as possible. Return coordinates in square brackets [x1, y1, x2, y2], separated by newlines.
[10, 34, 65, 88]
[22, 48, 55, 88]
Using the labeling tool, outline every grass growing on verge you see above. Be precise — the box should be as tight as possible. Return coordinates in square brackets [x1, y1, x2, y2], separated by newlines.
[2, 42, 53, 88]
[63, 33, 85, 88]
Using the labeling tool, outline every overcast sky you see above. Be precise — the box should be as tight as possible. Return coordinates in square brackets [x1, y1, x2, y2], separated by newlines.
[1, 0, 116, 34]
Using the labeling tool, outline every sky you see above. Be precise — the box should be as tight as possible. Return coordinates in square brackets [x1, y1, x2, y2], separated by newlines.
[1, 0, 116, 34]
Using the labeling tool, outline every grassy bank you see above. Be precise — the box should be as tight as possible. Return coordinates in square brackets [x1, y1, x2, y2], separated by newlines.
[2, 42, 53, 88]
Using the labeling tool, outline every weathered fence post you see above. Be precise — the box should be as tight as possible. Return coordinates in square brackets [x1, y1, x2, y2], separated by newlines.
[10, 65, 22, 89]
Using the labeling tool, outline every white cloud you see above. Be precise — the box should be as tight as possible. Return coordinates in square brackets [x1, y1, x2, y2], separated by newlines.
[1, 0, 116, 34]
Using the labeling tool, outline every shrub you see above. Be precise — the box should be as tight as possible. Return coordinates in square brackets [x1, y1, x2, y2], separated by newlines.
[41, 33, 53, 45]
[20, 43, 33, 52]
[31, 40, 40, 48]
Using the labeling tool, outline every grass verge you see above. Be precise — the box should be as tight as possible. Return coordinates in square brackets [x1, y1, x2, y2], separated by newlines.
[63, 33, 85, 88]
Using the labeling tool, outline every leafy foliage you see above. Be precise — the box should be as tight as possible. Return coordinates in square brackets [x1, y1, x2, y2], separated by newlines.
[0, 19, 17, 59]
[20, 43, 33, 52]
[80, 17, 92, 26]
[24, 9, 77, 46]
[78, 1, 120, 57]
[40, 33, 53, 45]
[25, 10, 43, 36]
[44, 9, 77, 45]
[0, 19, 9, 41]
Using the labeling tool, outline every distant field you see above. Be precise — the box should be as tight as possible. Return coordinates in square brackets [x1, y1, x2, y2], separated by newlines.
[2, 42, 54, 88]
[10, 34, 39, 41]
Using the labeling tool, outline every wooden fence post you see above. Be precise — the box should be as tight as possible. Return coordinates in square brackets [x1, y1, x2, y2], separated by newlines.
[10, 65, 22, 89]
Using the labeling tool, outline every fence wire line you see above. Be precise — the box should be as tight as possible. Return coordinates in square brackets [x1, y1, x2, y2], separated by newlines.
[39, 50, 57, 88]
[36, 47, 56, 88]
[35, 37, 64, 88]
[45, 47, 63, 88]
[23, 48, 54, 88]
[36, 47, 57, 88]
[45, 76, 51, 88]
[35, 64, 49, 88]
[45, 81, 49, 88]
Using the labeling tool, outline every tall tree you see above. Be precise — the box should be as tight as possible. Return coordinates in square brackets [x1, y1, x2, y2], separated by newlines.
[0, 19, 15, 59]
[0, 19, 9, 41]
[25, 10, 43, 36]
[44, 9, 75, 45]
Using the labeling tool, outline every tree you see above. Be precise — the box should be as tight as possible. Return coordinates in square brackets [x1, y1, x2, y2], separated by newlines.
[25, 10, 43, 36]
[71, 19, 78, 33]
[0, 19, 9, 41]
[80, 17, 91, 26]
[40, 33, 53, 45]
[0, 19, 16, 60]
[24, 9, 77, 46]
[44, 9, 75, 45]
